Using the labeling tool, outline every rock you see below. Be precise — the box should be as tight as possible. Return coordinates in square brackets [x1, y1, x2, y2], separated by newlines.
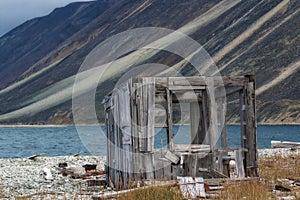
[58, 162, 68, 168]
[0, 156, 106, 198]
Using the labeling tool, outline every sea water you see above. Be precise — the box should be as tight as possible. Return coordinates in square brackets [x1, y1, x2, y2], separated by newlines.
[0, 125, 299, 158]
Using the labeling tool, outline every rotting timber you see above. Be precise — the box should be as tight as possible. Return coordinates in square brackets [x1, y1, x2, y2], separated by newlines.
[103, 75, 258, 189]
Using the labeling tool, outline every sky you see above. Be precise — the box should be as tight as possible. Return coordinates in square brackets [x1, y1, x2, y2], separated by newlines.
[0, 0, 93, 36]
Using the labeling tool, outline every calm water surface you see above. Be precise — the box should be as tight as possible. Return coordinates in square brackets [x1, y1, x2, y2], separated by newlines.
[0, 125, 299, 158]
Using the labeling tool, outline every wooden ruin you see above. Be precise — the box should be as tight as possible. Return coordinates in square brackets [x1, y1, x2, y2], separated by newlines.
[103, 75, 258, 189]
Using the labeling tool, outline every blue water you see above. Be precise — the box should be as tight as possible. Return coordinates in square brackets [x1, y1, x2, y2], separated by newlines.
[0, 125, 299, 158]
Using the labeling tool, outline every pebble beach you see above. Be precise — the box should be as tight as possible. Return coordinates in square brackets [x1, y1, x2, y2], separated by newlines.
[0, 148, 299, 199]
[0, 156, 106, 199]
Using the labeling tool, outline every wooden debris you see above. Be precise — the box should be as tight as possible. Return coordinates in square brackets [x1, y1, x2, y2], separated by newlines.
[27, 154, 43, 160]
[275, 185, 291, 192]
[61, 167, 86, 178]
[83, 164, 97, 171]
[271, 141, 300, 148]
[165, 150, 179, 164]
[87, 178, 106, 187]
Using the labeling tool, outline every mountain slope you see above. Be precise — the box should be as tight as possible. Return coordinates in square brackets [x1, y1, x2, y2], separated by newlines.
[0, 0, 299, 124]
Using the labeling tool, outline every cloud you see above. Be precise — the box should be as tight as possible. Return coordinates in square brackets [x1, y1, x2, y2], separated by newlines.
[0, 0, 93, 36]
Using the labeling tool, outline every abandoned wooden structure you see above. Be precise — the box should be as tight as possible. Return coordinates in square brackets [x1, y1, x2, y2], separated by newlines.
[103, 75, 258, 188]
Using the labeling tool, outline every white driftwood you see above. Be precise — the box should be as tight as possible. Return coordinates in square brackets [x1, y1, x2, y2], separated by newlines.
[271, 141, 300, 148]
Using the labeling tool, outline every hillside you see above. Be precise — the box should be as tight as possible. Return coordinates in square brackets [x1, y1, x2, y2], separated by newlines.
[0, 0, 299, 125]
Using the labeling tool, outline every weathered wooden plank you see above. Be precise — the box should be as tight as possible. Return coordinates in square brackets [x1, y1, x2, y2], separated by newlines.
[130, 82, 138, 177]
[155, 76, 250, 89]
[217, 151, 224, 174]
[245, 79, 258, 177]
[144, 78, 155, 152]
[166, 86, 174, 151]
[174, 144, 211, 152]
[207, 78, 218, 151]
[144, 153, 155, 180]
[218, 99, 227, 148]
[271, 141, 300, 148]
[165, 150, 179, 164]
[170, 77, 207, 86]
[136, 83, 146, 152]
[153, 149, 171, 180]
[201, 90, 209, 145]
[234, 149, 245, 179]
[239, 89, 246, 148]
[168, 85, 206, 91]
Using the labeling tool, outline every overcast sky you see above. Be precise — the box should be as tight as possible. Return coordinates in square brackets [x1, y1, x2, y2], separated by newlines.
[0, 0, 93, 36]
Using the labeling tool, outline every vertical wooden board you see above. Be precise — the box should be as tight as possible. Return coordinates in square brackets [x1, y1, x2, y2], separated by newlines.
[163, 161, 172, 180]
[144, 77, 155, 152]
[190, 102, 200, 144]
[186, 154, 197, 177]
[113, 92, 122, 186]
[207, 78, 218, 151]
[122, 144, 131, 187]
[218, 151, 224, 174]
[153, 151, 164, 180]
[166, 84, 174, 151]
[119, 83, 132, 145]
[171, 165, 182, 179]
[136, 82, 146, 152]
[201, 90, 209, 145]
[117, 83, 132, 186]
[142, 78, 149, 151]
[239, 89, 246, 148]
[131, 83, 140, 176]
[218, 98, 227, 148]
[235, 149, 245, 179]
[144, 153, 155, 180]
[245, 81, 258, 177]
[196, 153, 211, 177]
[105, 111, 110, 185]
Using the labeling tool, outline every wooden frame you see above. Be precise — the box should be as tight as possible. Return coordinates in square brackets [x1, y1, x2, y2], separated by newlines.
[103, 75, 258, 189]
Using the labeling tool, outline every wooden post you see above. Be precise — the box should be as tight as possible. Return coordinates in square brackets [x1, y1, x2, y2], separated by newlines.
[244, 76, 258, 177]
[144, 78, 155, 152]
[136, 82, 146, 152]
[220, 100, 227, 148]
[166, 85, 174, 151]
[207, 78, 218, 171]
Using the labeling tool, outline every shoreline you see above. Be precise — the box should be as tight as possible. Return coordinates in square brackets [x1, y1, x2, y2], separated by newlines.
[0, 148, 296, 159]
[0, 148, 298, 198]
[0, 123, 299, 128]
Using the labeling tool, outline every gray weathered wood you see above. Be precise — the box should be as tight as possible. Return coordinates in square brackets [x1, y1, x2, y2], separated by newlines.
[207, 78, 218, 152]
[166, 86, 174, 151]
[144, 78, 155, 152]
[104, 75, 258, 189]
[165, 150, 180, 164]
[235, 149, 245, 179]
[245, 78, 258, 177]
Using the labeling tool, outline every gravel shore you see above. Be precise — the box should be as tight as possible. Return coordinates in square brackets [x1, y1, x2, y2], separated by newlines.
[0, 148, 298, 199]
[0, 156, 106, 199]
